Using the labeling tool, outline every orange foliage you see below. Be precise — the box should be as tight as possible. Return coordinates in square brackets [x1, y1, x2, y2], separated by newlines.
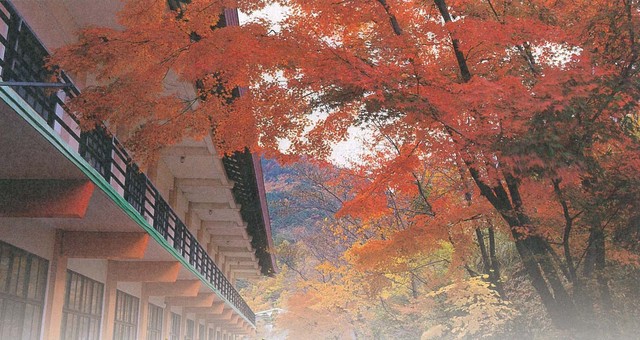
[54, 0, 640, 331]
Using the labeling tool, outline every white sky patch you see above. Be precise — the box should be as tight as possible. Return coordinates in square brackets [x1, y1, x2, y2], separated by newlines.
[329, 125, 373, 167]
[238, 4, 289, 32]
[275, 111, 376, 168]
[535, 43, 582, 68]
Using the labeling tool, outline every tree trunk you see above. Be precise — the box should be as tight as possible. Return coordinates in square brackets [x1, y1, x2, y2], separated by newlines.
[488, 225, 505, 297]
[466, 165, 578, 328]
[584, 225, 612, 311]
[476, 227, 505, 297]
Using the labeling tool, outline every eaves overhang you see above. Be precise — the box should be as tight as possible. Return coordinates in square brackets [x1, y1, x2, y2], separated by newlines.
[222, 149, 278, 276]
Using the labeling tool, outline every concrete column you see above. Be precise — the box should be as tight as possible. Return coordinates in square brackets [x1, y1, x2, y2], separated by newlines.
[185, 205, 193, 229]
[197, 222, 208, 245]
[180, 308, 187, 339]
[138, 287, 149, 340]
[195, 314, 202, 340]
[146, 159, 159, 182]
[169, 179, 178, 207]
[42, 230, 68, 340]
[163, 302, 173, 339]
[207, 322, 213, 340]
[207, 236, 218, 262]
[223, 258, 231, 279]
[205, 321, 212, 340]
[101, 264, 118, 340]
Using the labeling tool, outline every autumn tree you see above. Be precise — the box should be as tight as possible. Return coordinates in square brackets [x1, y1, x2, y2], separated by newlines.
[52, 0, 640, 334]
[245, 160, 521, 339]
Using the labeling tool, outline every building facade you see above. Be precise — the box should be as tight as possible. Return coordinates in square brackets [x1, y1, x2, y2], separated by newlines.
[0, 1, 275, 339]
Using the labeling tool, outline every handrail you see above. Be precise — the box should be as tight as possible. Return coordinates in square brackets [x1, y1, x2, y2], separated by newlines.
[0, 0, 255, 325]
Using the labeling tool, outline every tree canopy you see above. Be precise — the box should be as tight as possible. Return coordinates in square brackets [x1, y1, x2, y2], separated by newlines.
[52, 0, 640, 337]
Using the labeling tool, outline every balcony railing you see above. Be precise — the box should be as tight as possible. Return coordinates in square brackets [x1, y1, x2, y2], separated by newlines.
[0, 0, 255, 325]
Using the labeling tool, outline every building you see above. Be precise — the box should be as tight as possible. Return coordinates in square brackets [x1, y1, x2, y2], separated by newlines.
[0, 0, 276, 339]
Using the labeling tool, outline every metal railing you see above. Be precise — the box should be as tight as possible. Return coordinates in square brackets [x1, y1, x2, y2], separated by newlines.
[0, 0, 255, 325]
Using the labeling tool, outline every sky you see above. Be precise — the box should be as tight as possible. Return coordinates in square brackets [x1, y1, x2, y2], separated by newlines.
[239, 5, 372, 167]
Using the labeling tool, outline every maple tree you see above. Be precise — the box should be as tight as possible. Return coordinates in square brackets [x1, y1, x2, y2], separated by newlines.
[243, 162, 522, 339]
[52, 0, 640, 335]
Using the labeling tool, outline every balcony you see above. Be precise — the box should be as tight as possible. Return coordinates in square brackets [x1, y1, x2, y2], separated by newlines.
[0, 0, 256, 326]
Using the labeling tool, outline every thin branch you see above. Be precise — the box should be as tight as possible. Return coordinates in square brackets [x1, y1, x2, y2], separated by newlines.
[376, 0, 403, 35]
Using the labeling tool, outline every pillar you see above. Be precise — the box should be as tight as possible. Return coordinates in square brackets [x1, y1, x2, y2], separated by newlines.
[101, 266, 118, 340]
[163, 302, 173, 339]
[180, 308, 187, 339]
[138, 287, 149, 340]
[42, 230, 68, 340]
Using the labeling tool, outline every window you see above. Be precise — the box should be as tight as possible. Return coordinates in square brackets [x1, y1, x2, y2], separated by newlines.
[185, 319, 195, 340]
[113, 290, 139, 340]
[0, 241, 48, 340]
[61, 270, 104, 340]
[198, 323, 205, 340]
[169, 312, 181, 340]
[147, 303, 163, 340]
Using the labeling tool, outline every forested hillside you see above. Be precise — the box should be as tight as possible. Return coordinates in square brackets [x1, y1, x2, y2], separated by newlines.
[262, 159, 333, 242]
[247, 159, 640, 339]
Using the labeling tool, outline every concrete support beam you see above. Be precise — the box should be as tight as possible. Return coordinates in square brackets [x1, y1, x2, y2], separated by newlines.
[218, 250, 256, 258]
[202, 221, 246, 231]
[230, 269, 261, 279]
[176, 178, 232, 189]
[162, 146, 211, 157]
[229, 314, 240, 327]
[144, 280, 201, 297]
[184, 302, 225, 315]
[213, 239, 252, 248]
[225, 256, 257, 264]
[166, 293, 217, 307]
[206, 227, 246, 237]
[230, 268, 261, 274]
[235, 273, 261, 280]
[205, 308, 233, 321]
[0, 179, 94, 218]
[218, 246, 253, 253]
[109, 261, 180, 282]
[229, 263, 258, 270]
[212, 234, 250, 241]
[61, 231, 149, 259]
[200, 216, 244, 226]
[190, 202, 238, 210]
